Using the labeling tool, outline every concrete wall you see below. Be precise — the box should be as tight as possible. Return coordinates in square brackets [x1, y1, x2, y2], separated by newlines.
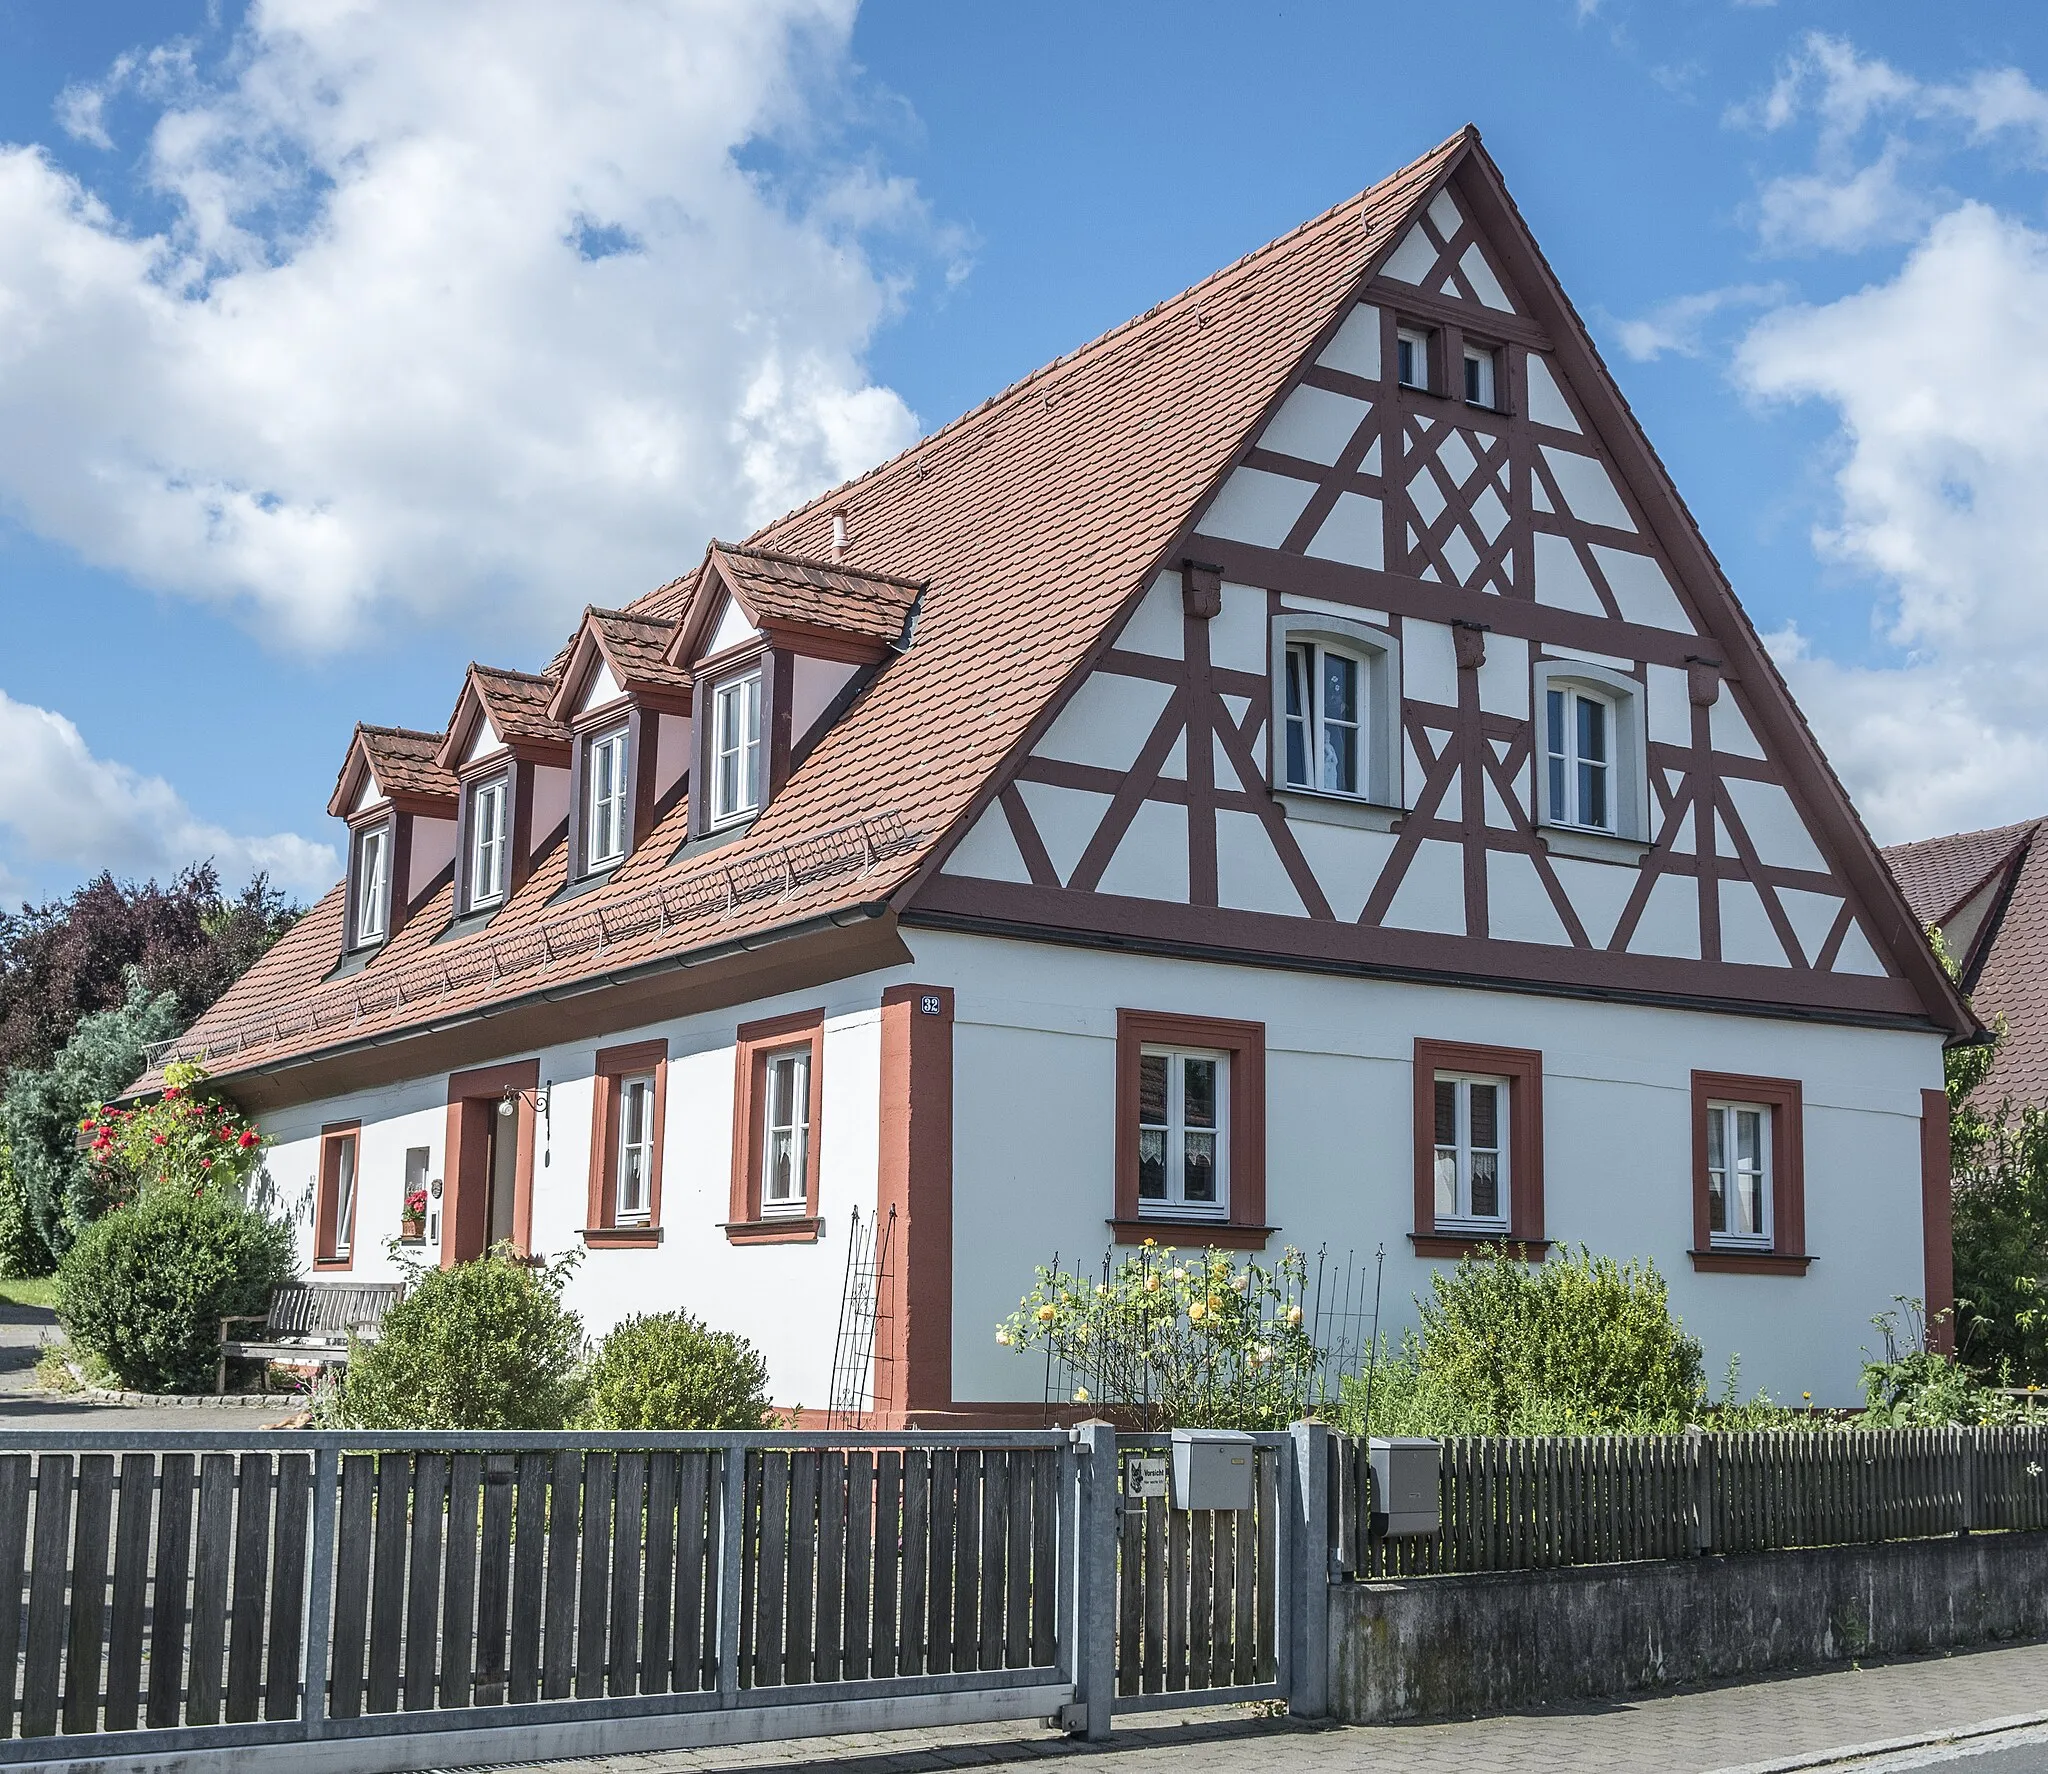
[1329, 1535, 2048, 1722]
[931, 929, 1943, 1409]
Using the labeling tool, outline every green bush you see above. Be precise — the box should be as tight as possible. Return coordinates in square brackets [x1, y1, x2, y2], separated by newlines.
[335, 1246, 585, 1430]
[0, 1146, 54, 1279]
[579, 1311, 773, 1430]
[1340, 1245, 1706, 1436]
[58, 1192, 297, 1393]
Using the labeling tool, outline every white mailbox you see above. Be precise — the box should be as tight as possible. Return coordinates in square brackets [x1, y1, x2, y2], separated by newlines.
[1170, 1428, 1254, 1511]
[1369, 1437, 1441, 1537]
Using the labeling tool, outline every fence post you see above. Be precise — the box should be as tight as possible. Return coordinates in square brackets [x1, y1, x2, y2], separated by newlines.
[716, 1448, 746, 1708]
[1289, 1421, 1331, 1721]
[1685, 1427, 1713, 1555]
[1961, 1427, 1978, 1536]
[1070, 1421, 1118, 1742]
[301, 1444, 339, 1731]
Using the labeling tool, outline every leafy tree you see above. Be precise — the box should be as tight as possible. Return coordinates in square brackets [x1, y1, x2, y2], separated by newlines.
[0, 982, 182, 1260]
[0, 865, 298, 1080]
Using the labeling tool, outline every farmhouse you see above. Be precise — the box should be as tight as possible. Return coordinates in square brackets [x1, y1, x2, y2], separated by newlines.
[142, 128, 1974, 1417]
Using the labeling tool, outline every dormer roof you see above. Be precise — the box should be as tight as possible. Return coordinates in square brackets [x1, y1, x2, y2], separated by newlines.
[545, 607, 692, 724]
[435, 664, 571, 772]
[326, 725, 458, 820]
[669, 542, 925, 668]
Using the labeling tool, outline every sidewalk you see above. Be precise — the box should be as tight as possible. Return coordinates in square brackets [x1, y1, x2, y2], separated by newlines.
[481, 1640, 2048, 1774]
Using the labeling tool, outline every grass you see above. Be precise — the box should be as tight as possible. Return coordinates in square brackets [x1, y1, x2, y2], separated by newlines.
[0, 1276, 57, 1311]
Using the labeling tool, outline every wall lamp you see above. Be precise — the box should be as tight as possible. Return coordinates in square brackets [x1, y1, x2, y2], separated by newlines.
[498, 1082, 553, 1165]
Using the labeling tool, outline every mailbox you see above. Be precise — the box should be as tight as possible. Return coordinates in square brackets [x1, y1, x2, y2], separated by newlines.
[1170, 1428, 1254, 1511]
[1369, 1437, 1441, 1537]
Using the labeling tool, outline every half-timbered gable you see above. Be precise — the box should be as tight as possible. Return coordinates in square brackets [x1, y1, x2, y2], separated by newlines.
[924, 141, 1942, 1032]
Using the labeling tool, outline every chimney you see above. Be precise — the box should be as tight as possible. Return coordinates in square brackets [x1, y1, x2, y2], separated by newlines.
[831, 511, 849, 561]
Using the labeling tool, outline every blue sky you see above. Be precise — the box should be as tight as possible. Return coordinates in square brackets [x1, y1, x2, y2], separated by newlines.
[1, 0, 2045, 907]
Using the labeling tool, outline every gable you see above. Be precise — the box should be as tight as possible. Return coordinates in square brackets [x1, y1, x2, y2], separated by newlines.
[463, 711, 506, 766]
[579, 657, 625, 715]
[704, 594, 759, 660]
[923, 149, 1964, 1035]
[350, 769, 387, 816]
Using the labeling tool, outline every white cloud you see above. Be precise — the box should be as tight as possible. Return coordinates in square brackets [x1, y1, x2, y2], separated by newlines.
[1738, 202, 2048, 840]
[0, 692, 336, 897]
[0, 0, 929, 651]
[1610, 282, 1787, 362]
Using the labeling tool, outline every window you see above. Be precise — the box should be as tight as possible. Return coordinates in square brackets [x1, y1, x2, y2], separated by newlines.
[353, 824, 390, 947]
[586, 1040, 666, 1246]
[1434, 1074, 1508, 1232]
[404, 1146, 433, 1245]
[1397, 326, 1433, 391]
[1137, 1047, 1229, 1219]
[469, 775, 509, 907]
[315, 1122, 361, 1268]
[1113, 1010, 1267, 1247]
[728, 1010, 825, 1242]
[586, 727, 629, 871]
[1411, 1040, 1545, 1256]
[1463, 343, 1498, 408]
[1546, 684, 1613, 832]
[1532, 660, 1649, 853]
[711, 671, 763, 826]
[1690, 1072, 1808, 1274]
[1284, 643, 1363, 796]
[1269, 615, 1400, 816]
[1705, 1101, 1770, 1247]
[761, 1050, 811, 1217]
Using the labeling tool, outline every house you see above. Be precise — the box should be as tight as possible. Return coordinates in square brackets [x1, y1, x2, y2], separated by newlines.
[140, 127, 1974, 1417]
[1885, 818, 2048, 1107]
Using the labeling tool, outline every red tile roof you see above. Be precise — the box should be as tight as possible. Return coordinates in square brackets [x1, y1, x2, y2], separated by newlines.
[699, 543, 924, 650]
[327, 725, 456, 817]
[1885, 818, 2048, 1104]
[467, 665, 565, 745]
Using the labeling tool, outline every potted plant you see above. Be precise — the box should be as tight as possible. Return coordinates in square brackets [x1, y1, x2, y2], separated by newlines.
[400, 1188, 428, 1243]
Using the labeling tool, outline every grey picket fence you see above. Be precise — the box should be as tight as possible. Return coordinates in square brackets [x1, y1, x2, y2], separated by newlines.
[1331, 1424, 2048, 1577]
[0, 1429, 1079, 1768]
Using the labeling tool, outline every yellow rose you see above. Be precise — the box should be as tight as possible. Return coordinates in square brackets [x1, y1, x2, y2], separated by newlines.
[1189, 1302, 1207, 1323]
[1144, 1274, 1161, 1293]
[995, 1329, 1013, 1346]
[1286, 1305, 1304, 1326]
[1036, 1304, 1056, 1323]
[1170, 1267, 1187, 1282]
[1073, 1386, 1090, 1403]
[1207, 1293, 1223, 1313]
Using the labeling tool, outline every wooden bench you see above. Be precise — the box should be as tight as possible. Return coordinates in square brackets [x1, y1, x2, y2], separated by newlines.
[217, 1281, 406, 1394]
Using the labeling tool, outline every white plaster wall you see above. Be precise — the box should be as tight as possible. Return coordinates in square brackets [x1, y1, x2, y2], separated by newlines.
[255, 981, 890, 1410]
[919, 928, 1944, 1412]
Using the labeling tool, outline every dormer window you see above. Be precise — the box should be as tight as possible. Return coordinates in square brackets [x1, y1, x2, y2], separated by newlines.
[352, 824, 391, 948]
[710, 671, 763, 827]
[1464, 343, 1498, 409]
[585, 727, 629, 871]
[469, 775, 509, 907]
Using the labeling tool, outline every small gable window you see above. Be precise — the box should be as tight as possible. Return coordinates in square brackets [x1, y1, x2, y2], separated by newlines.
[1463, 343, 1498, 409]
[585, 726, 629, 871]
[1532, 659, 1649, 856]
[1546, 683, 1613, 832]
[1269, 614, 1400, 821]
[1397, 326, 1432, 391]
[711, 670, 764, 827]
[352, 824, 391, 948]
[1284, 642, 1364, 796]
[469, 775, 509, 908]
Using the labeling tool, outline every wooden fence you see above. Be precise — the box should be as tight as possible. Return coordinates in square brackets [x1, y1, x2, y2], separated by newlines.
[0, 1431, 1073, 1760]
[1332, 1425, 2048, 1577]
[1113, 1441, 1283, 1701]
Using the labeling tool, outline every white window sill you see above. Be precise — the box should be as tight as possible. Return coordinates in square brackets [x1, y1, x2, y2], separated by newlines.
[1537, 824, 1650, 866]
[1276, 789, 1402, 833]
[1434, 1220, 1511, 1238]
[1136, 1205, 1230, 1222]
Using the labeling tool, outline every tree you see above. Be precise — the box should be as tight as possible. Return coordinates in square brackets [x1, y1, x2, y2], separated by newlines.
[0, 865, 298, 1080]
[0, 982, 183, 1261]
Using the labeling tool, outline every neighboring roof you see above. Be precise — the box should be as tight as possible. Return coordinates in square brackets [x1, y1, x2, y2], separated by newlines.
[588, 609, 689, 688]
[1885, 818, 2048, 1103]
[1886, 819, 2041, 927]
[694, 543, 925, 651]
[325, 725, 456, 818]
[435, 663, 570, 770]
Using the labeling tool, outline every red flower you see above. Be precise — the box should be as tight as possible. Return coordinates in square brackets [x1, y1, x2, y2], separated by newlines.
[151, 1133, 167, 1146]
[201, 1158, 213, 1170]
[218, 1127, 236, 1141]
[163, 1086, 181, 1099]
[238, 1130, 260, 1149]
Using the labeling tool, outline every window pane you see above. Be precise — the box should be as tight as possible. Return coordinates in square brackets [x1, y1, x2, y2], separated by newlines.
[1579, 759, 1607, 829]
[1736, 1169, 1762, 1237]
[1183, 1057, 1217, 1130]
[1707, 1108, 1725, 1174]
[1183, 1131, 1217, 1203]
[1736, 1109, 1763, 1171]
[1138, 1129, 1167, 1199]
[1284, 648, 1310, 787]
[1708, 1171, 1727, 1235]
[1547, 687, 1565, 759]
[1434, 1079, 1457, 1148]
[335, 1136, 357, 1250]
[767, 1131, 795, 1201]
[1469, 1082, 1499, 1153]
[1434, 1150, 1458, 1219]
[1322, 652, 1357, 724]
[1138, 1053, 1169, 1127]
[1577, 695, 1606, 762]
[1324, 720, 1358, 796]
[1470, 1151, 1499, 1220]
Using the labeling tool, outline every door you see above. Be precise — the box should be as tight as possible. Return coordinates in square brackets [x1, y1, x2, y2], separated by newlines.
[486, 1110, 519, 1249]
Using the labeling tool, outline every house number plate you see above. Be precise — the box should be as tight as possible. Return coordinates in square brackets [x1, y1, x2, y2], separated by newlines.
[918, 993, 943, 1016]
[1123, 1452, 1168, 1501]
